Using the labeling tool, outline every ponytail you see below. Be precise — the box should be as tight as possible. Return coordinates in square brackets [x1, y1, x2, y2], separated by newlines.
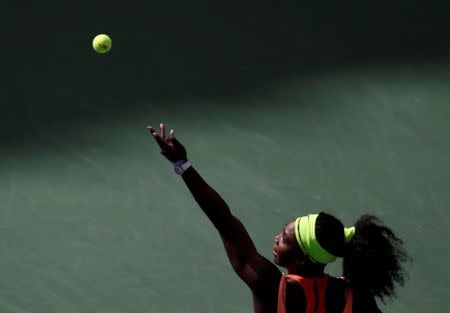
[343, 215, 411, 303]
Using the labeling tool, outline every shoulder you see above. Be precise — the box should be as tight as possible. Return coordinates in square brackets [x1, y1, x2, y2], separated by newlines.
[285, 276, 306, 313]
[286, 276, 301, 285]
[248, 264, 282, 313]
[285, 276, 305, 292]
[325, 277, 346, 312]
[285, 277, 306, 297]
[328, 276, 348, 289]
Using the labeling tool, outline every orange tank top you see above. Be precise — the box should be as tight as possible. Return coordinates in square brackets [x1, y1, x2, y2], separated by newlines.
[277, 274, 353, 313]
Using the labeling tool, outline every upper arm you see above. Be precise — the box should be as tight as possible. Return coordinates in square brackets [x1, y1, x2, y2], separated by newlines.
[218, 215, 281, 289]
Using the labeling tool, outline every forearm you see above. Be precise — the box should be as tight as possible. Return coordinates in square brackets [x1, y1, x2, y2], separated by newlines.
[181, 165, 233, 231]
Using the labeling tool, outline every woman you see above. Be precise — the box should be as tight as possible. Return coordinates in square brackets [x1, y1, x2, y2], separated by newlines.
[147, 123, 410, 313]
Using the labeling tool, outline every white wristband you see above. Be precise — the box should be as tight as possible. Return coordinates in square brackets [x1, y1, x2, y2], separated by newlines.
[173, 160, 191, 175]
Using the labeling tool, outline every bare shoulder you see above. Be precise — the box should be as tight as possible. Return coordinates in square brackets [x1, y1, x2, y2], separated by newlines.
[285, 277, 306, 313]
[325, 277, 346, 313]
[328, 278, 383, 313]
[328, 276, 347, 289]
[246, 254, 281, 313]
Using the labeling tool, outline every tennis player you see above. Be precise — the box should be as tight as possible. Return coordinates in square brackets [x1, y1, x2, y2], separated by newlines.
[147, 123, 409, 313]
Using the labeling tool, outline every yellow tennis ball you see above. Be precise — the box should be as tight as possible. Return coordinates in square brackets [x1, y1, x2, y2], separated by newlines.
[92, 34, 112, 53]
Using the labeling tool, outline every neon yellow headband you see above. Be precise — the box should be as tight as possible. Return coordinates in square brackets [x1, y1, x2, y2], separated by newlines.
[294, 214, 356, 264]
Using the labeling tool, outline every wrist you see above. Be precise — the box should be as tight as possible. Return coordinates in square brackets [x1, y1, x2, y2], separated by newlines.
[173, 159, 191, 175]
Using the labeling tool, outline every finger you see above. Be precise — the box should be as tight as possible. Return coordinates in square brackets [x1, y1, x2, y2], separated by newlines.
[169, 128, 174, 139]
[160, 123, 166, 139]
[148, 126, 162, 140]
[148, 126, 170, 149]
[147, 126, 156, 135]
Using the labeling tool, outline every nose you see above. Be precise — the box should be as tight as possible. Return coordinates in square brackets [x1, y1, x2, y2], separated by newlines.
[274, 234, 280, 244]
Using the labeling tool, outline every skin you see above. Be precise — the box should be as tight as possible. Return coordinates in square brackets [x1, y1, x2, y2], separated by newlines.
[273, 222, 325, 275]
[147, 123, 378, 313]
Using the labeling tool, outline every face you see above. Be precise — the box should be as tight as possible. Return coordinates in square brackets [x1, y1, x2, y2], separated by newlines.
[273, 221, 305, 267]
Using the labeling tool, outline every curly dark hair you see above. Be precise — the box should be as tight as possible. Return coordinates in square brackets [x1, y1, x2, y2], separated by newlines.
[315, 212, 411, 303]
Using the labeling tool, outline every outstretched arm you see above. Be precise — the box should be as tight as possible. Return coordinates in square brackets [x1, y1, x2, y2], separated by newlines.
[147, 123, 280, 289]
[181, 166, 233, 232]
[182, 166, 277, 285]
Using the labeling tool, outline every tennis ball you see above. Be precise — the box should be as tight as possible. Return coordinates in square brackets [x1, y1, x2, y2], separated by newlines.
[92, 34, 112, 53]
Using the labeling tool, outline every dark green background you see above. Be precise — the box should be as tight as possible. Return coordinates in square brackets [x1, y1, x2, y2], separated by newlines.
[2, 1, 450, 312]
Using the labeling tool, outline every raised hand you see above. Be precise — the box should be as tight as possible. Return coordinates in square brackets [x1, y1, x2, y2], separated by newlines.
[147, 123, 188, 162]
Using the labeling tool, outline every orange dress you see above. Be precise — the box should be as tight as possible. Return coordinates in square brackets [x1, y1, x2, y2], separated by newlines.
[277, 274, 353, 313]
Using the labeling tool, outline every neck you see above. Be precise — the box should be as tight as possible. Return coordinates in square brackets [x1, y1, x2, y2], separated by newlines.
[287, 263, 325, 277]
